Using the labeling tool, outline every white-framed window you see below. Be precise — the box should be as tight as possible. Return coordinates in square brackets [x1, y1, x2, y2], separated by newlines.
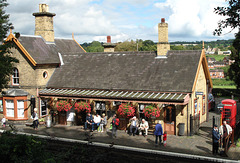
[17, 100, 24, 118]
[6, 100, 14, 117]
[12, 68, 19, 85]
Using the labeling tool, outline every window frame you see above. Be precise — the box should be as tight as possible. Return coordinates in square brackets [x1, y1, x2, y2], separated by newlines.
[12, 68, 19, 85]
[3, 96, 28, 120]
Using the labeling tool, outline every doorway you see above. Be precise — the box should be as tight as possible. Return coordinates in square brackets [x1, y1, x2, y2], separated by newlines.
[164, 105, 176, 135]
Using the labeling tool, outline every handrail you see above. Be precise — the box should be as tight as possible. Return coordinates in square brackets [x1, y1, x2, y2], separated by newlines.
[224, 133, 232, 152]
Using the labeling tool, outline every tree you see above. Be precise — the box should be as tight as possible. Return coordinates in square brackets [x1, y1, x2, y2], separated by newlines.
[214, 0, 240, 89]
[84, 41, 104, 52]
[228, 32, 240, 89]
[0, 0, 18, 91]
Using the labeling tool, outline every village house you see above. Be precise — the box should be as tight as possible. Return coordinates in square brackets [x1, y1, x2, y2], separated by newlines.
[1, 4, 213, 136]
[209, 69, 225, 79]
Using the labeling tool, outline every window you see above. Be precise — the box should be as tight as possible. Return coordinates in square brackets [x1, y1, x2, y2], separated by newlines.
[12, 68, 19, 85]
[17, 100, 24, 118]
[40, 99, 47, 116]
[43, 71, 48, 79]
[6, 100, 14, 117]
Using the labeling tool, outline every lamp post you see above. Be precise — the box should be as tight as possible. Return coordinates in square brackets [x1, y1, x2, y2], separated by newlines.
[30, 95, 36, 115]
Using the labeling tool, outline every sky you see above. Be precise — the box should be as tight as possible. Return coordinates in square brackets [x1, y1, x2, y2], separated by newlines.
[5, 0, 236, 43]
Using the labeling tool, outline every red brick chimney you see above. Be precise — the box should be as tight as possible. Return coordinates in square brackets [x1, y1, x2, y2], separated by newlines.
[103, 36, 116, 52]
[161, 18, 165, 23]
[107, 36, 111, 43]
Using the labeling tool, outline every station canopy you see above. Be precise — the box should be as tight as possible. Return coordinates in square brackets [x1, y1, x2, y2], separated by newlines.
[39, 88, 189, 105]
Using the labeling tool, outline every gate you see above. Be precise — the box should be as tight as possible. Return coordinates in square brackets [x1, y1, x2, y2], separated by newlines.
[190, 114, 200, 135]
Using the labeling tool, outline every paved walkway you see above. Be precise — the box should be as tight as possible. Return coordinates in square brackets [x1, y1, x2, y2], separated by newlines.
[2, 111, 239, 161]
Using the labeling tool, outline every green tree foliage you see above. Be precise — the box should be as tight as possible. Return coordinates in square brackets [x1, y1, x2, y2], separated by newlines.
[228, 32, 240, 89]
[139, 40, 156, 51]
[214, 0, 240, 36]
[83, 41, 104, 52]
[0, 0, 18, 91]
[115, 40, 138, 51]
[0, 132, 52, 162]
[214, 0, 240, 89]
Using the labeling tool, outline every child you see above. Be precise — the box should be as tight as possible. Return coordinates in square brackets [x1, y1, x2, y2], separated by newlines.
[99, 113, 107, 132]
[1, 115, 6, 128]
[163, 131, 167, 147]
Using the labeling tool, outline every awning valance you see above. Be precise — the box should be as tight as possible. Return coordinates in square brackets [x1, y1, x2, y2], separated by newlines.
[39, 88, 189, 105]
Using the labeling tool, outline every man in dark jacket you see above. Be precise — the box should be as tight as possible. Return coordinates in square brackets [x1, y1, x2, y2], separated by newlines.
[212, 124, 220, 155]
[154, 120, 163, 145]
[84, 113, 94, 131]
[111, 114, 119, 138]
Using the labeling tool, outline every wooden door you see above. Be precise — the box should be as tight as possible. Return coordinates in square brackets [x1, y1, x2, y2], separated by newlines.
[58, 111, 67, 125]
[164, 106, 176, 135]
[119, 117, 129, 130]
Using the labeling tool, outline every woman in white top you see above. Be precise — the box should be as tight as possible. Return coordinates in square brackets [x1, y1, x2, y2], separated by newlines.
[32, 108, 39, 130]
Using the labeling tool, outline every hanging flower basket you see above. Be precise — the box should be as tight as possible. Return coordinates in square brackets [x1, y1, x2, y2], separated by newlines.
[118, 103, 135, 118]
[143, 104, 160, 118]
[56, 100, 72, 112]
[74, 101, 91, 113]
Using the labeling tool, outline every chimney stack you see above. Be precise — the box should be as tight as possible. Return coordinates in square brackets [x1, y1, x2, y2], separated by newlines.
[157, 18, 170, 56]
[107, 36, 111, 43]
[33, 4, 56, 42]
[103, 36, 116, 52]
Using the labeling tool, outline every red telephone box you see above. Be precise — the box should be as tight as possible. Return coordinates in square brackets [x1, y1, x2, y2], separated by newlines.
[221, 99, 237, 129]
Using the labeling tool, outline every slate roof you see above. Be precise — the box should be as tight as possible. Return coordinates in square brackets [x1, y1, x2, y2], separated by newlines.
[17, 35, 86, 65]
[46, 50, 202, 93]
[54, 38, 86, 54]
[18, 35, 60, 65]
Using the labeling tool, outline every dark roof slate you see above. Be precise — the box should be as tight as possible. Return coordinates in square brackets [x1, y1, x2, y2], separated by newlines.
[17, 36, 85, 65]
[54, 38, 85, 54]
[18, 35, 60, 64]
[47, 50, 202, 93]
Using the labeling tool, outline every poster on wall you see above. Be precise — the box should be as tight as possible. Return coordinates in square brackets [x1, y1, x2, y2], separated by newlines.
[194, 98, 198, 116]
[0, 99, 3, 112]
[202, 95, 205, 115]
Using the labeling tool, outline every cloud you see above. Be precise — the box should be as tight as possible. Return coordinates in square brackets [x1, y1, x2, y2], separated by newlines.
[5, 0, 235, 43]
[154, 0, 235, 41]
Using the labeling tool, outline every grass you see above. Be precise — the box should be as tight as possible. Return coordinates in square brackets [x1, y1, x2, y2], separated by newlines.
[213, 85, 237, 89]
[212, 78, 236, 89]
[206, 54, 226, 61]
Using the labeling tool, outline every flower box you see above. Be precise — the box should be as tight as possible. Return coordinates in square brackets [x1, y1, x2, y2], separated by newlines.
[74, 101, 91, 113]
[56, 100, 72, 112]
[143, 105, 161, 118]
[117, 103, 135, 118]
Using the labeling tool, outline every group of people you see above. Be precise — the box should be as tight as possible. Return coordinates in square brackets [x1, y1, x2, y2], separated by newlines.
[128, 117, 167, 146]
[128, 116, 149, 137]
[212, 120, 233, 155]
[84, 113, 107, 132]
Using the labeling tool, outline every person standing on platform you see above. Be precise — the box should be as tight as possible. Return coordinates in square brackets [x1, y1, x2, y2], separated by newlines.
[219, 120, 232, 149]
[111, 114, 119, 138]
[212, 124, 220, 155]
[154, 120, 163, 146]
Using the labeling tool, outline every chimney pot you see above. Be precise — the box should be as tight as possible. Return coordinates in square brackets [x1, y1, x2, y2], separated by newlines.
[107, 36, 111, 43]
[161, 18, 165, 23]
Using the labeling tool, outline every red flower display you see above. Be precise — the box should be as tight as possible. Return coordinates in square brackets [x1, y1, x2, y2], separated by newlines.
[143, 105, 160, 118]
[74, 101, 91, 113]
[56, 100, 72, 112]
[118, 103, 135, 118]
